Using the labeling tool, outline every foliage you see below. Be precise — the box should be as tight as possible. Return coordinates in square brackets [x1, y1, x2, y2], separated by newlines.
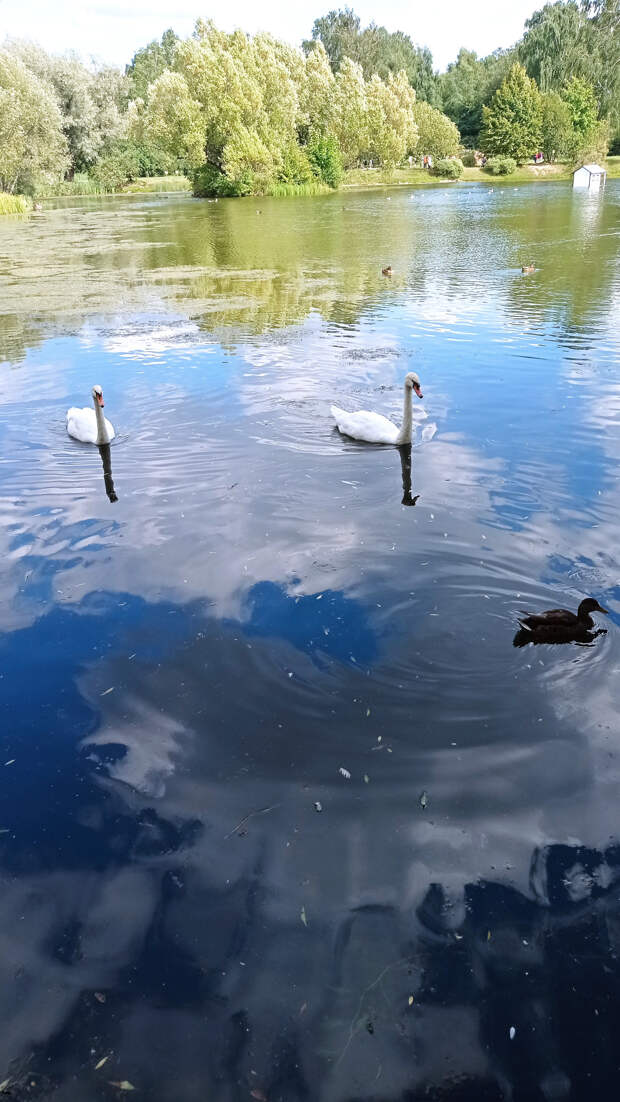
[431, 157, 464, 178]
[303, 8, 439, 104]
[519, 0, 619, 147]
[484, 155, 517, 175]
[332, 57, 369, 167]
[439, 48, 517, 146]
[413, 100, 460, 158]
[5, 41, 127, 173]
[460, 149, 477, 166]
[307, 135, 343, 187]
[0, 191, 32, 214]
[126, 29, 179, 100]
[365, 71, 418, 168]
[481, 63, 543, 161]
[140, 71, 204, 168]
[541, 90, 574, 160]
[0, 49, 68, 193]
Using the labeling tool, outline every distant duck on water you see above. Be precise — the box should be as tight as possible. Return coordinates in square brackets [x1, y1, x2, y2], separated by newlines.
[522, 264, 535, 273]
[382, 266, 393, 276]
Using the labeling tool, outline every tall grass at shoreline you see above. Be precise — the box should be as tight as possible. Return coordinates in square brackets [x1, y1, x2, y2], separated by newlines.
[0, 193, 32, 214]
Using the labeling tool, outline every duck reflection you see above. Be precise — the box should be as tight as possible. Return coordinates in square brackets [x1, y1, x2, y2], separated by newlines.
[98, 443, 118, 502]
[513, 596, 607, 647]
[398, 443, 420, 506]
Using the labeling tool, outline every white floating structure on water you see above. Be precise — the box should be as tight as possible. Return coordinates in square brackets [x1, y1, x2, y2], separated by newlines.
[573, 163, 606, 191]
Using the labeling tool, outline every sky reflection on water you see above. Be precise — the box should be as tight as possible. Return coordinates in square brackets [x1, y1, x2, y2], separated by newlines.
[0, 182, 619, 1099]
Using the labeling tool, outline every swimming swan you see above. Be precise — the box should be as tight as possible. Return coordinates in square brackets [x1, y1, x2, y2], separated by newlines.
[331, 372, 423, 444]
[66, 385, 115, 445]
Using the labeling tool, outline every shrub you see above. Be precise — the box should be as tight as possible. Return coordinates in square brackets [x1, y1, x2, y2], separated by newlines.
[461, 149, 477, 167]
[193, 164, 254, 197]
[307, 135, 343, 189]
[431, 157, 464, 179]
[277, 145, 313, 186]
[485, 155, 517, 176]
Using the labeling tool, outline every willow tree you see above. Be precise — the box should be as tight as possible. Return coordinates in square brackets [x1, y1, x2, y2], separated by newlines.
[413, 99, 460, 158]
[333, 57, 368, 166]
[0, 49, 68, 193]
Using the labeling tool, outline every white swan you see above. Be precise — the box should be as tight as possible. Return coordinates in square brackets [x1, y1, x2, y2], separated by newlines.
[331, 372, 423, 444]
[66, 385, 115, 445]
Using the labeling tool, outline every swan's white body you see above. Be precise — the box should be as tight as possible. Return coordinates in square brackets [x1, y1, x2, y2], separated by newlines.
[331, 372, 423, 445]
[66, 386, 115, 444]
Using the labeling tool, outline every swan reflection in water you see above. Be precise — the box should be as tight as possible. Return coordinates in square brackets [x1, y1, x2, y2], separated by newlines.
[397, 444, 420, 506]
[98, 443, 118, 502]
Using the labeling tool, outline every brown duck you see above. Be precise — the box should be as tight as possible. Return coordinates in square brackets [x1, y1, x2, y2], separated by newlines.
[521, 264, 535, 274]
[382, 266, 393, 276]
[513, 597, 608, 647]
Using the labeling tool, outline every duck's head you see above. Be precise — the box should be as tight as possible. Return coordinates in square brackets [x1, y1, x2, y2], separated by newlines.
[578, 597, 608, 618]
[92, 384, 105, 408]
[405, 372, 423, 399]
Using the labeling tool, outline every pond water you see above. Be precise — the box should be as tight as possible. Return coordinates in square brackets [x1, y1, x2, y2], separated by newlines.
[1, 181, 619, 1100]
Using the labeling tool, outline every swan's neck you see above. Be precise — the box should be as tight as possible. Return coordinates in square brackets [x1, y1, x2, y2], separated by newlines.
[93, 397, 109, 445]
[395, 384, 413, 445]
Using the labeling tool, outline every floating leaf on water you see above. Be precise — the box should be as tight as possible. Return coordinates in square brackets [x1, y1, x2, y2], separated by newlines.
[4, 761, 15, 767]
[419, 791, 428, 810]
[364, 774, 369, 784]
[301, 906, 308, 927]
[95, 1056, 110, 1070]
[487, 930, 492, 941]
[94, 991, 106, 1003]
[100, 687, 115, 696]
[0, 1080, 11, 1094]
[509, 1026, 516, 1040]
[109, 1082, 135, 1091]
[339, 767, 351, 779]
[299, 1002, 307, 1016]
[314, 801, 322, 812]
[408, 995, 414, 1006]
[454, 932, 463, 940]
[366, 708, 371, 717]
[250, 1090, 267, 1101]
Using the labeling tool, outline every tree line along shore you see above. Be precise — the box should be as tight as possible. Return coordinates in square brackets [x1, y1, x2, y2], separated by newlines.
[1, 0, 618, 209]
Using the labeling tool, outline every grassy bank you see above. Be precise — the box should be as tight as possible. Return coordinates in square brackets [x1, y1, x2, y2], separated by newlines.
[0, 192, 32, 215]
[344, 158, 620, 189]
[39, 174, 191, 198]
[121, 175, 191, 194]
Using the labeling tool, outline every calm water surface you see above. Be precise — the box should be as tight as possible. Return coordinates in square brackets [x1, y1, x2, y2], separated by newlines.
[1, 182, 620, 1100]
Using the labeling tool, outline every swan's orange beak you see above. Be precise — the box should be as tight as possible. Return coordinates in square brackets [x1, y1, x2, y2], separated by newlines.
[414, 384, 423, 399]
[96, 393, 105, 407]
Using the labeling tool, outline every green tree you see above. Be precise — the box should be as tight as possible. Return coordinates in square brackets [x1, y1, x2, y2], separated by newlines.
[303, 8, 361, 71]
[541, 90, 574, 159]
[332, 57, 368, 166]
[303, 8, 439, 104]
[126, 29, 179, 100]
[480, 62, 543, 160]
[519, 2, 586, 91]
[142, 71, 205, 168]
[413, 100, 460, 158]
[0, 48, 68, 193]
[299, 42, 336, 139]
[440, 47, 516, 146]
[561, 74, 608, 159]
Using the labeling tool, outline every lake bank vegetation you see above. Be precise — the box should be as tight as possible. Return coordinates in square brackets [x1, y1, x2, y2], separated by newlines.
[0, 0, 618, 209]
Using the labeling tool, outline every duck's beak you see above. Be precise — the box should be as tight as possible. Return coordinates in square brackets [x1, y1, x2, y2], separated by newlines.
[414, 384, 423, 399]
[599, 605, 609, 614]
[96, 393, 105, 407]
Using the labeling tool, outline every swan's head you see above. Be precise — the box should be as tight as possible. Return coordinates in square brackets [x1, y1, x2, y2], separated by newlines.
[405, 372, 423, 399]
[92, 384, 105, 408]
